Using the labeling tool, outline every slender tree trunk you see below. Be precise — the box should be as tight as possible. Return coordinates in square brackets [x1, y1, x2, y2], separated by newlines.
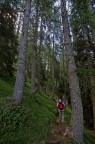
[37, 17, 42, 89]
[88, 2, 95, 129]
[61, 0, 84, 143]
[51, 33, 55, 99]
[12, 0, 31, 104]
[62, 48, 67, 101]
[16, 13, 23, 37]
[88, 50, 95, 130]
[87, 43, 95, 131]
[30, 0, 39, 97]
[90, 78, 95, 130]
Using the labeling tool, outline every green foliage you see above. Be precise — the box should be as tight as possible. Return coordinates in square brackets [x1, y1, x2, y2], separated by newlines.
[0, 99, 32, 144]
[23, 92, 57, 143]
[74, 39, 95, 68]
[0, 79, 95, 144]
[84, 129, 95, 144]
[71, 0, 95, 36]
[64, 106, 72, 125]
[76, 68, 91, 86]
[0, 1, 18, 79]
[62, 138, 76, 144]
[0, 79, 57, 144]
[0, 79, 13, 98]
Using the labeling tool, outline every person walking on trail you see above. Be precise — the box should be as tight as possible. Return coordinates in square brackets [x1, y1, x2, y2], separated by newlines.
[57, 99, 65, 123]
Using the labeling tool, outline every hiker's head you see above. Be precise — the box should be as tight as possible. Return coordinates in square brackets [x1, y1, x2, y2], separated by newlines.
[59, 99, 62, 102]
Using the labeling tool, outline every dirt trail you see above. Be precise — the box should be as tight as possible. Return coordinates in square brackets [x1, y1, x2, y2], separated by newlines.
[45, 120, 65, 144]
[45, 119, 73, 144]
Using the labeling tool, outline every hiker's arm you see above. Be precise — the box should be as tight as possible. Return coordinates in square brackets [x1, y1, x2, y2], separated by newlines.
[57, 102, 59, 107]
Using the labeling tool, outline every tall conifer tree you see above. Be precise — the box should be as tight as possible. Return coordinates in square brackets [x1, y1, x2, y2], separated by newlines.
[61, 0, 84, 143]
[13, 0, 31, 104]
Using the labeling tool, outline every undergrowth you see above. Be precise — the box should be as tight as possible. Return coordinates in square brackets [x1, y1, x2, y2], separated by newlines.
[0, 79, 57, 144]
[0, 79, 95, 144]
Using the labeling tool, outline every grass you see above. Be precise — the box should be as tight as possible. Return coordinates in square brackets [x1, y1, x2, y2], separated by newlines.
[84, 129, 95, 144]
[0, 79, 13, 98]
[0, 79, 95, 144]
[61, 138, 76, 144]
[22, 92, 57, 143]
[64, 106, 72, 125]
[0, 79, 57, 144]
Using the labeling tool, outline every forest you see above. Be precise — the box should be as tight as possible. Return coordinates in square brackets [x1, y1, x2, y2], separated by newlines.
[0, 0, 95, 144]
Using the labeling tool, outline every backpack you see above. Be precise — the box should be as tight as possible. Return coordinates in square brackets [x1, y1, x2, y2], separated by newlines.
[58, 102, 64, 110]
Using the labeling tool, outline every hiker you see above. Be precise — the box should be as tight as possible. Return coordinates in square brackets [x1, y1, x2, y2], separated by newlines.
[57, 99, 65, 123]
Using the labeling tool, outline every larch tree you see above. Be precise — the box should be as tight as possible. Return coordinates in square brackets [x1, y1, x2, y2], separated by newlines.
[12, 0, 31, 104]
[60, 0, 84, 143]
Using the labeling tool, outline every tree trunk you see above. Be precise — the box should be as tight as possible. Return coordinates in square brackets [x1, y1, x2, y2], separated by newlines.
[87, 1, 95, 130]
[16, 13, 23, 37]
[61, 0, 84, 143]
[51, 33, 55, 99]
[90, 78, 95, 130]
[37, 17, 43, 90]
[30, 0, 39, 97]
[86, 43, 95, 130]
[12, 0, 31, 104]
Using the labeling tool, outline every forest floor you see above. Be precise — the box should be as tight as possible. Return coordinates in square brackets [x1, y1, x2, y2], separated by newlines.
[45, 119, 73, 144]
[46, 120, 65, 144]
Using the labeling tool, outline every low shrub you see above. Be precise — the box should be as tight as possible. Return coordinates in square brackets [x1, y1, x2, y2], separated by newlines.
[0, 99, 32, 144]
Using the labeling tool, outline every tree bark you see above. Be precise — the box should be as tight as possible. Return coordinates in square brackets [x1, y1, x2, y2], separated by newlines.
[87, 1, 95, 130]
[90, 78, 95, 130]
[16, 13, 23, 37]
[37, 16, 42, 90]
[30, 0, 39, 97]
[12, 0, 31, 104]
[51, 32, 55, 99]
[61, 0, 84, 143]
